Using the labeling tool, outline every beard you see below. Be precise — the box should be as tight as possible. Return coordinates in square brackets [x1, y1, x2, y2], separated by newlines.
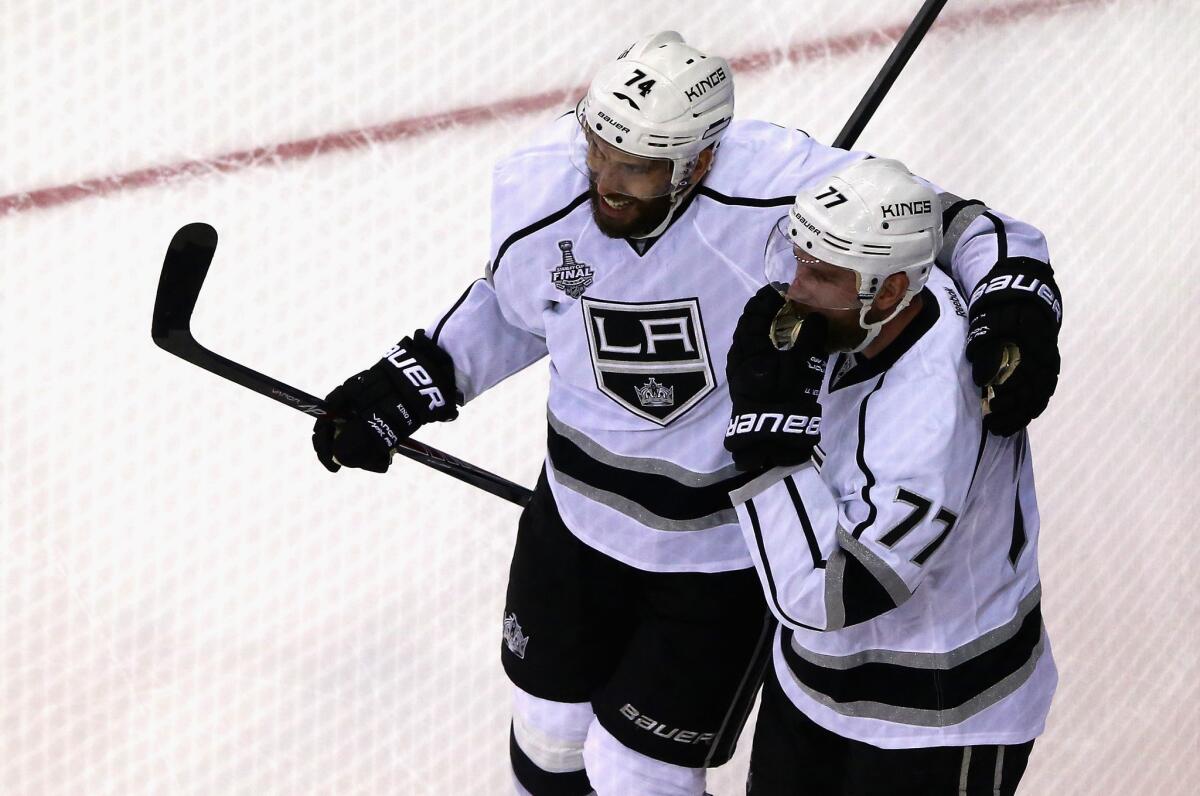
[791, 304, 868, 354]
[824, 313, 869, 353]
[588, 184, 674, 239]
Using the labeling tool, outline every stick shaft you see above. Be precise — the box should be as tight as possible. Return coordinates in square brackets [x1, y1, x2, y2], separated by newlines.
[834, 0, 950, 149]
[160, 326, 533, 506]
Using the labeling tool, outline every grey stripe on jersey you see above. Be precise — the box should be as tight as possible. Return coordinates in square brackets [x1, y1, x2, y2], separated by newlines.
[789, 586, 1042, 671]
[957, 742, 1009, 795]
[936, 192, 988, 270]
[547, 462, 739, 532]
[958, 747, 972, 793]
[781, 633, 1046, 727]
[728, 464, 807, 506]
[836, 526, 912, 608]
[548, 410, 742, 487]
[823, 548, 847, 631]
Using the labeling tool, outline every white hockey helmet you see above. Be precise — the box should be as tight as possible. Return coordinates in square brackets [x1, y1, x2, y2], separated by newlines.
[764, 158, 942, 352]
[574, 31, 734, 200]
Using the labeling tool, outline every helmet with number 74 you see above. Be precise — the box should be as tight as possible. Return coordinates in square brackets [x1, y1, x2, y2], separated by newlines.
[764, 158, 943, 353]
[573, 31, 734, 239]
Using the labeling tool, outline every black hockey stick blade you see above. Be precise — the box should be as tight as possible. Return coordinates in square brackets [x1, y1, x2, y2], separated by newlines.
[833, 0, 949, 150]
[151, 223, 533, 507]
[152, 222, 218, 346]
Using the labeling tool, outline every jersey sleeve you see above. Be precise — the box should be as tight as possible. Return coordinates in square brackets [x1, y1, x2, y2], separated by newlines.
[765, 133, 870, 198]
[426, 273, 548, 404]
[934, 192, 1052, 296]
[705, 123, 870, 200]
[730, 373, 981, 632]
[423, 137, 578, 403]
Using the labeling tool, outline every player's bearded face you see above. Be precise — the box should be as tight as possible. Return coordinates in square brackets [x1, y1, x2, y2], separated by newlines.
[783, 256, 870, 353]
[583, 134, 676, 238]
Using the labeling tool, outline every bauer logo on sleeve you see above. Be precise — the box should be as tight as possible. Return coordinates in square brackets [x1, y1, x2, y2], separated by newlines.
[581, 297, 715, 426]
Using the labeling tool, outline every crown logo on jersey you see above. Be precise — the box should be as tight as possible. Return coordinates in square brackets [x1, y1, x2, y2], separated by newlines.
[634, 378, 675, 408]
[503, 612, 529, 659]
[830, 354, 857, 389]
[551, 240, 594, 299]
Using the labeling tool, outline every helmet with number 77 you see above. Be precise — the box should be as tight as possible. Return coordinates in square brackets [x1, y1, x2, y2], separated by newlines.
[765, 158, 943, 352]
[575, 31, 734, 204]
[782, 158, 942, 298]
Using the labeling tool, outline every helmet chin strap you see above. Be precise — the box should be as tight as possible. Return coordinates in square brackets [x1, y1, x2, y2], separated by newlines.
[631, 157, 699, 240]
[848, 293, 915, 354]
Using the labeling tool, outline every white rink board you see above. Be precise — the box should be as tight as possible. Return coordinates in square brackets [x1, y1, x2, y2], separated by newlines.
[2, 1, 1198, 794]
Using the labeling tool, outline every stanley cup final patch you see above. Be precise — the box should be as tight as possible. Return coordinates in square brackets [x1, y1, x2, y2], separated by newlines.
[550, 240, 594, 299]
[581, 296, 715, 426]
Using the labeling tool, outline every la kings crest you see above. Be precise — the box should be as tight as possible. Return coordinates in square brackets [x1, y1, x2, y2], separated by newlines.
[581, 296, 715, 426]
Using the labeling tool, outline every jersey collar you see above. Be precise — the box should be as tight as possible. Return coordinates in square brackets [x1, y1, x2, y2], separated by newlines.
[622, 185, 703, 258]
[828, 288, 941, 392]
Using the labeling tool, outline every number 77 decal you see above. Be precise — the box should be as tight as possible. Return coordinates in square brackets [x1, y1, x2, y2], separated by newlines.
[877, 487, 958, 565]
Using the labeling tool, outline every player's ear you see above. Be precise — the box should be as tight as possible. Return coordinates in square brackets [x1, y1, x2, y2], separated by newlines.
[691, 146, 716, 184]
[874, 273, 910, 312]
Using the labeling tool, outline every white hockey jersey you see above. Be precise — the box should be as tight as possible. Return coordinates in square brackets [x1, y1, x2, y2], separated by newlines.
[428, 113, 1043, 574]
[729, 268, 1057, 748]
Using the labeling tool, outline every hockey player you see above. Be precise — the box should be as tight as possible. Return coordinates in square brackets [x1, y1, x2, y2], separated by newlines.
[310, 33, 1063, 795]
[724, 158, 1057, 795]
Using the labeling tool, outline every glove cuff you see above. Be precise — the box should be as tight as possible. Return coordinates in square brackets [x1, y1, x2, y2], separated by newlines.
[375, 331, 460, 425]
[968, 256, 1062, 329]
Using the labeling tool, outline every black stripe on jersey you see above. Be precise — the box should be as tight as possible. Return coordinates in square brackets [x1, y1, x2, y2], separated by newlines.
[1009, 436, 1029, 566]
[745, 499, 822, 632]
[851, 373, 888, 540]
[491, 191, 590, 275]
[780, 602, 1044, 712]
[783, 475, 826, 570]
[839, 547, 901, 627]
[696, 186, 796, 208]
[546, 423, 755, 522]
[1009, 490, 1028, 568]
[765, 123, 813, 138]
[967, 426, 989, 494]
[430, 278, 484, 344]
[983, 211, 1008, 262]
[510, 725, 593, 795]
[624, 186, 793, 258]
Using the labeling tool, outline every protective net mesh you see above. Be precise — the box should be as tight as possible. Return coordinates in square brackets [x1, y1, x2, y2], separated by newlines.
[2, 0, 1197, 793]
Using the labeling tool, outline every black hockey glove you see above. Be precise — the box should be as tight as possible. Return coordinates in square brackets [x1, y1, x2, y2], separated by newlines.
[312, 330, 459, 473]
[966, 257, 1063, 436]
[725, 286, 828, 472]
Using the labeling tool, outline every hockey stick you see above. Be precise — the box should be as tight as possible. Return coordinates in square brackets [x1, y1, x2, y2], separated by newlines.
[151, 222, 534, 507]
[706, 0, 955, 761]
[829, 0, 1020, 409]
[833, 0, 949, 150]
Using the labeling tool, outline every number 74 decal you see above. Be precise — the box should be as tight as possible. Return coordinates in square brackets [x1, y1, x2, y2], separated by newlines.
[624, 69, 656, 97]
[877, 487, 958, 566]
